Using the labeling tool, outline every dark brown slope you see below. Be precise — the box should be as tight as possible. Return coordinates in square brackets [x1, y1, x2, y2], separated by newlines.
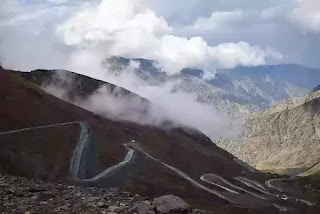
[0, 124, 80, 182]
[0, 69, 93, 131]
[20, 69, 149, 104]
[1, 67, 318, 213]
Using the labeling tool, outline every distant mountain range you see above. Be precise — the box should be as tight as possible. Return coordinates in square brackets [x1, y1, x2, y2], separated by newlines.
[216, 89, 320, 176]
[105, 57, 320, 117]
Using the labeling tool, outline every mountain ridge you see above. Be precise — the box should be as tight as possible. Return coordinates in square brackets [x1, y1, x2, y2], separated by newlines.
[216, 90, 320, 175]
[102, 57, 319, 119]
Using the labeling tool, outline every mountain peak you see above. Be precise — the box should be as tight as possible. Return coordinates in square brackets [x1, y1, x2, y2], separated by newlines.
[311, 85, 320, 93]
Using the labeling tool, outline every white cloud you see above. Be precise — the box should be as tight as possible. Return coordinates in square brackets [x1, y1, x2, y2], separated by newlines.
[150, 0, 287, 25]
[3, 0, 320, 71]
[57, 0, 281, 75]
[0, 0, 284, 74]
[47, 0, 68, 4]
[0, 0, 21, 18]
[0, 0, 76, 71]
[208, 42, 283, 68]
[56, 0, 170, 46]
[289, 0, 320, 32]
[191, 10, 243, 31]
[261, 3, 292, 20]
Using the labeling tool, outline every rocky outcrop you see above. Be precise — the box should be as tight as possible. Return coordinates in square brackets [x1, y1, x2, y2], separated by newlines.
[0, 174, 202, 214]
[153, 195, 190, 214]
[217, 91, 320, 174]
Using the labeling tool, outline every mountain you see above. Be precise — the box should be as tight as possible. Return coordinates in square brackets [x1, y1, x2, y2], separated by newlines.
[212, 64, 319, 108]
[1, 67, 320, 213]
[311, 85, 320, 93]
[104, 57, 320, 118]
[216, 90, 320, 176]
[21, 69, 148, 102]
[19, 69, 156, 125]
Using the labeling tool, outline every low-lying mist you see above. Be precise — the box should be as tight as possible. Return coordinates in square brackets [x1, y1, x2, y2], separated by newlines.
[44, 61, 242, 139]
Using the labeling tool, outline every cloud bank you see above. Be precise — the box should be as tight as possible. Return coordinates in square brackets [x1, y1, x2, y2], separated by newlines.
[56, 0, 281, 75]
[0, 0, 319, 138]
[1, 0, 320, 72]
[289, 0, 320, 32]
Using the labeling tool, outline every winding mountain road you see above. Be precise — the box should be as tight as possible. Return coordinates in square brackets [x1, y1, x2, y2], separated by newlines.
[265, 177, 316, 207]
[126, 141, 239, 204]
[200, 175, 239, 194]
[265, 178, 288, 193]
[0, 122, 315, 211]
[201, 174, 267, 200]
[69, 123, 135, 182]
[0, 122, 136, 183]
[235, 177, 272, 196]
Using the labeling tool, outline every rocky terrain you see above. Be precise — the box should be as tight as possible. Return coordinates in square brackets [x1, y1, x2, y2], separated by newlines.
[0, 173, 200, 214]
[216, 90, 320, 175]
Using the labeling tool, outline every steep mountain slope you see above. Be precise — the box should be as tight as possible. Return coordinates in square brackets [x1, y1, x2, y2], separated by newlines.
[1, 67, 319, 213]
[104, 57, 319, 117]
[217, 90, 320, 175]
[20, 69, 149, 104]
[20, 69, 154, 125]
[0, 68, 270, 212]
[311, 85, 320, 93]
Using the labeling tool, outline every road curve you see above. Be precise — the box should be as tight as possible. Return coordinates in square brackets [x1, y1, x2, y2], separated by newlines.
[200, 175, 239, 194]
[201, 174, 267, 200]
[73, 145, 135, 182]
[236, 177, 314, 207]
[201, 174, 289, 211]
[265, 178, 316, 207]
[127, 141, 239, 204]
[235, 177, 272, 196]
[128, 142, 291, 211]
[265, 178, 288, 193]
[70, 122, 89, 180]
[69, 124, 136, 182]
[0, 122, 136, 183]
[0, 121, 81, 136]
